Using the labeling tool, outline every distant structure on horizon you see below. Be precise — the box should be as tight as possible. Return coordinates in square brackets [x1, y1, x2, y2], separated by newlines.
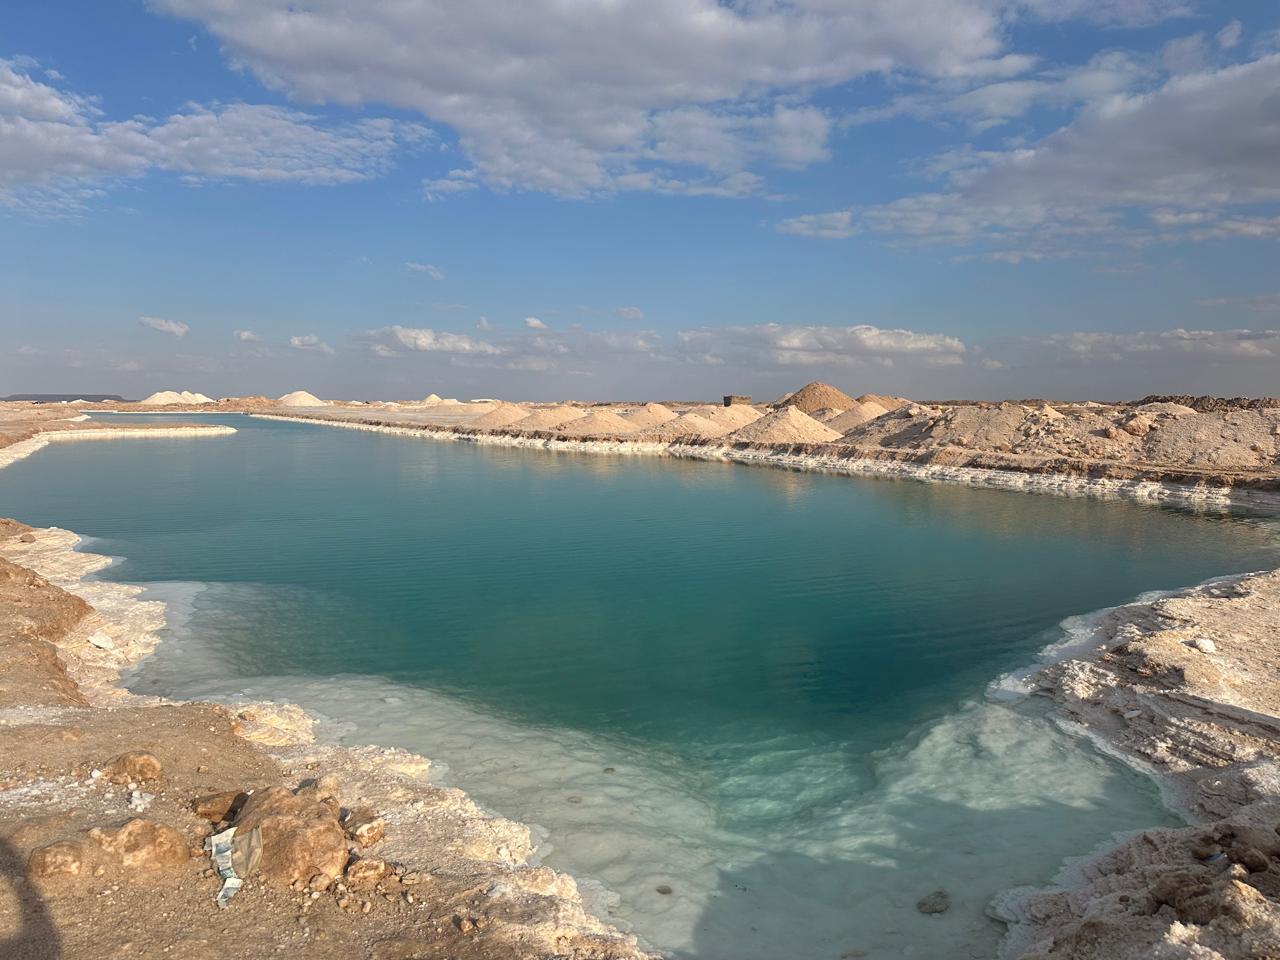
[723, 394, 752, 407]
[2, 394, 128, 403]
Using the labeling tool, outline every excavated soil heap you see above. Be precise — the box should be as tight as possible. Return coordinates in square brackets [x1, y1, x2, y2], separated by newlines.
[620, 403, 678, 428]
[554, 410, 640, 437]
[508, 406, 588, 431]
[727, 406, 842, 443]
[469, 402, 533, 429]
[777, 382, 859, 415]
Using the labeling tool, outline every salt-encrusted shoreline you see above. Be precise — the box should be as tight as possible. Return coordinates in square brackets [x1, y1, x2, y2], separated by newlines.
[252, 412, 1280, 510]
[0, 424, 238, 471]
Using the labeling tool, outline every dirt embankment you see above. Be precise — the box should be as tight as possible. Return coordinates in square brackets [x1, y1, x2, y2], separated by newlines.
[0, 522, 653, 960]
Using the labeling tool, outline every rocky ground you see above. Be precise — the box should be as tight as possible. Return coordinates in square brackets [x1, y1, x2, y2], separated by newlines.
[0, 519, 653, 960]
[1005, 570, 1280, 960]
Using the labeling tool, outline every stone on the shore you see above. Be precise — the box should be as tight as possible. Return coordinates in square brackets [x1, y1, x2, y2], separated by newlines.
[28, 840, 88, 879]
[192, 789, 247, 822]
[233, 785, 349, 883]
[1190, 637, 1217, 654]
[343, 806, 386, 847]
[87, 818, 189, 870]
[345, 856, 390, 889]
[103, 750, 164, 784]
[916, 890, 950, 914]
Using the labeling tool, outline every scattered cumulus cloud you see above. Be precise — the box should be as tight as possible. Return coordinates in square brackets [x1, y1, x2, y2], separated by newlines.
[233, 329, 261, 341]
[613, 307, 645, 321]
[524, 317, 547, 330]
[777, 211, 857, 240]
[289, 334, 335, 356]
[147, 0, 1110, 199]
[1196, 294, 1280, 312]
[406, 261, 445, 279]
[381, 325, 501, 355]
[1217, 20, 1243, 50]
[138, 315, 189, 337]
[0, 57, 426, 214]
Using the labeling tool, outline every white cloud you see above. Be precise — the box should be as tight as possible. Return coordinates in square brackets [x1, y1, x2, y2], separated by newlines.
[406, 261, 445, 280]
[798, 54, 1280, 257]
[475, 316, 491, 331]
[233, 329, 261, 341]
[150, 0, 1053, 198]
[1006, 328, 1280, 365]
[0, 58, 424, 212]
[139, 315, 189, 337]
[676, 323, 967, 369]
[1196, 294, 1280, 312]
[383, 325, 501, 355]
[524, 317, 547, 330]
[777, 210, 858, 239]
[289, 334, 335, 355]
[613, 307, 645, 321]
[1216, 20, 1243, 50]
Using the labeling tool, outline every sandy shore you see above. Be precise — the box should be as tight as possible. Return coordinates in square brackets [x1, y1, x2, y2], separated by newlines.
[2, 403, 1279, 959]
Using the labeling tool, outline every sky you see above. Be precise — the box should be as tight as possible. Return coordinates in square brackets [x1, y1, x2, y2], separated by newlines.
[2, 0, 1279, 402]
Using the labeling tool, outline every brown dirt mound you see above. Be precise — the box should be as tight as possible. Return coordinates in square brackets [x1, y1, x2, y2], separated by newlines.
[508, 406, 588, 431]
[639, 413, 730, 441]
[726, 406, 842, 443]
[620, 403, 677, 428]
[554, 410, 640, 436]
[825, 401, 891, 432]
[469, 402, 532, 429]
[777, 382, 859, 415]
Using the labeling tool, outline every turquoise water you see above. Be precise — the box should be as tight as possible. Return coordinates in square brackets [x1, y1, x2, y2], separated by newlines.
[2, 414, 1277, 958]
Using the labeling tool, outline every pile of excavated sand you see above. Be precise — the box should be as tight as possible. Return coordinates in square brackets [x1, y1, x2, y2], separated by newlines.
[825, 400, 891, 432]
[777, 381, 859, 415]
[277, 390, 328, 407]
[640, 413, 730, 441]
[687, 404, 763, 429]
[811, 407, 845, 422]
[420, 394, 443, 405]
[554, 410, 640, 437]
[508, 406, 588, 431]
[620, 403, 677, 428]
[837, 401, 1280, 470]
[139, 390, 215, 405]
[726, 406, 842, 443]
[1136, 401, 1198, 417]
[469, 402, 533, 429]
[856, 393, 908, 411]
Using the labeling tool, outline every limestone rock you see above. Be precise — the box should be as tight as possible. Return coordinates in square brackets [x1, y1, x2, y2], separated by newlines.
[233, 785, 348, 883]
[103, 751, 163, 784]
[343, 806, 386, 848]
[88, 819, 189, 869]
[191, 789, 246, 823]
[28, 840, 88, 879]
[345, 856, 390, 889]
[916, 890, 950, 914]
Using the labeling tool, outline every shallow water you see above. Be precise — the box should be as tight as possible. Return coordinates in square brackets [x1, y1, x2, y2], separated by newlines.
[2, 413, 1276, 958]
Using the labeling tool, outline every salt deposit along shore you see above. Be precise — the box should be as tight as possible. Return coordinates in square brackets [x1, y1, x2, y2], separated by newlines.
[1, 388, 1279, 958]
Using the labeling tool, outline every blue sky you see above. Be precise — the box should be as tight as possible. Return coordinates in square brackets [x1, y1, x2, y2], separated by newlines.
[2, 0, 1279, 401]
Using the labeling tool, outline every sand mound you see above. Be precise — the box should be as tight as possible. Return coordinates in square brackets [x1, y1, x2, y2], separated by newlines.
[554, 410, 640, 437]
[777, 382, 858, 415]
[277, 390, 328, 407]
[508, 406, 588, 431]
[856, 393, 908, 411]
[727, 406, 842, 443]
[640, 413, 730, 441]
[469, 402, 533, 429]
[139, 390, 215, 406]
[825, 401, 891, 432]
[620, 403, 677, 428]
[1137, 401, 1198, 417]
[419, 394, 443, 405]
[686, 405, 763, 429]
[811, 407, 845, 422]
